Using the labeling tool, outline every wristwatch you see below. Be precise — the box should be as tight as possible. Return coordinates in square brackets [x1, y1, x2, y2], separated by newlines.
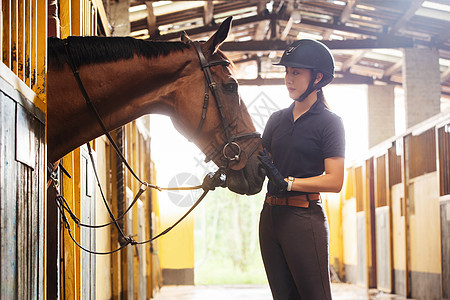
[287, 176, 295, 191]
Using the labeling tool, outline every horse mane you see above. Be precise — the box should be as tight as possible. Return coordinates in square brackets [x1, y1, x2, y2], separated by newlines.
[48, 36, 191, 70]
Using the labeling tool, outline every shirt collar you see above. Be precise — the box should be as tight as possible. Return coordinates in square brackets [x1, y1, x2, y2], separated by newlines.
[284, 99, 325, 121]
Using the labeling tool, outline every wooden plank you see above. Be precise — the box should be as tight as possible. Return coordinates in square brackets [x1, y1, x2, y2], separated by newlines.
[0, 92, 18, 299]
[36, 114, 45, 299]
[16, 101, 36, 168]
[109, 132, 123, 298]
[441, 200, 450, 299]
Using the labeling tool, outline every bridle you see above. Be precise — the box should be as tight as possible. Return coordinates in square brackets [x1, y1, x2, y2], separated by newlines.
[53, 38, 262, 255]
[191, 41, 261, 171]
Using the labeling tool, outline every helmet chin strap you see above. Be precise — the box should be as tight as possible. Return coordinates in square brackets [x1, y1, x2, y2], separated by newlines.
[294, 69, 318, 102]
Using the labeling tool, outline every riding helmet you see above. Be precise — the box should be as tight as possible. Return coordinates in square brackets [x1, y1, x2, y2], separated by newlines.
[274, 39, 335, 101]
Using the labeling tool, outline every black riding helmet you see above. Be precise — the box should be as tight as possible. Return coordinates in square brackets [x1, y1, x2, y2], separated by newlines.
[274, 39, 335, 102]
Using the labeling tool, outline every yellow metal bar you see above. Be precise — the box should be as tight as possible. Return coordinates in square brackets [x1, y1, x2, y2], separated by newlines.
[61, 153, 78, 300]
[73, 149, 82, 299]
[18, 0, 24, 80]
[60, 0, 72, 39]
[71, 0, 81, 36]
[11, 0, 18, 75]
[30, 0, 37, 90]
[0, 0, 2, 62]
[2, 0, 11, 67]
[24, 0, 31, 86]
[82, 0, 86, 36]
[34, 0, 46, 101]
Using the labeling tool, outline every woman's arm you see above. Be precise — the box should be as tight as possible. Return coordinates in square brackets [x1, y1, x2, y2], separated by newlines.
[288, 157, 344, 193]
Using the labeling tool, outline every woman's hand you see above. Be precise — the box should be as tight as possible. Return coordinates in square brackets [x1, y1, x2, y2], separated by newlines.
[258, 149, 288, 192]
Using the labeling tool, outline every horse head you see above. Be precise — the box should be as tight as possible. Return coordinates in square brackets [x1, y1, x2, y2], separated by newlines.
[170, 17, 265, 195]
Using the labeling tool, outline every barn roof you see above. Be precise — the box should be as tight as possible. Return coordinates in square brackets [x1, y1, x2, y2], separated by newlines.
[125, 1, 450, 97]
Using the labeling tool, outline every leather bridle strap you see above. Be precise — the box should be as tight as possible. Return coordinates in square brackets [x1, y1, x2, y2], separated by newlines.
[191, 41, 261, 165]
[192, 41, 232, 141]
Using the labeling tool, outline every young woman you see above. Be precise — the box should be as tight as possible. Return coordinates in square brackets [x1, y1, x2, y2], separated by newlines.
[258, 39, 345, 300]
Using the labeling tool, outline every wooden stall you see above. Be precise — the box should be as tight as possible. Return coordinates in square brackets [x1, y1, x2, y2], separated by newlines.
[0, 0, 47, 298]
[48, 1, 161, 299]
[338, 111, 450, 299]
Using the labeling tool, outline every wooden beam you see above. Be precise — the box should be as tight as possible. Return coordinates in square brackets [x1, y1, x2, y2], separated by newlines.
[238, 72, 374, 85]
[203, 1, 214, 26]
[254, 1, 269, 40]
[340, 0, 356, 24]
[389, 0, 425, 34]
[146, 1, 158, 38]
[341, 50, 368, 72]
[280, 17, 294, 40]
[220, 37, 416, 52]
[441, 66, 450, 83]
[383, 59, 402, 78]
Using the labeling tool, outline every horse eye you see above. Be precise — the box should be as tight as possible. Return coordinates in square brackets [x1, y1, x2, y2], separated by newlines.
[223, 82, 238, 93]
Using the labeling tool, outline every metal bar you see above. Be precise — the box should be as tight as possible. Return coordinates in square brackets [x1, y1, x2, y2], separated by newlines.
[24, 0, 31, 86]
[71, 0, 81, 36]
[60, 0, 72, 38]
[30, 0, 37, 90]
[0, 0, 3, 64]
[18, 0, 24, 80]
[11, 0, 18, 75]
[35, 0, 46, 102]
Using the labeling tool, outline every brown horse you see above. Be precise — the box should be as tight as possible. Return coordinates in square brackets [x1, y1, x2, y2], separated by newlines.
[47, 17, 264, 195]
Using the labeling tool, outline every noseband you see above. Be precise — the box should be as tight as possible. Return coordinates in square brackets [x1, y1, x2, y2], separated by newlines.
[191, 42, 261, 171]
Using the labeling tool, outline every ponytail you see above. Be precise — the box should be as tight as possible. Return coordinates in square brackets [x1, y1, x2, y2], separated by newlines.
[317, 88, 330, 109]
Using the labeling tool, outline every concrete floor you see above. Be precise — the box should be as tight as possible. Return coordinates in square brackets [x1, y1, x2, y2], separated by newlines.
[152, 284, 413, 300]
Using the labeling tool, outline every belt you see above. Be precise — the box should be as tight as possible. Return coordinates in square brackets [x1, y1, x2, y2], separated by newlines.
[265, 193, 320, 208]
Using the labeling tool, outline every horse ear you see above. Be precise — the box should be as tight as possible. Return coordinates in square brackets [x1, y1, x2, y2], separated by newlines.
[181, 31, 192, 44]
[204, 16, 232, 54]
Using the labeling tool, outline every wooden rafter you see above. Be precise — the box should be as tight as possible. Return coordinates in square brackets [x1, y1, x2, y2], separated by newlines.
[389, 0, 425, 34]
[341, 50, 368, 73]
[203, 1, 214, 26]
[145, 1, 158, 38]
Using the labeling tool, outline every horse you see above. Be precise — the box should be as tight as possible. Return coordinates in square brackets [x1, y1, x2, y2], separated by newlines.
[47, 17, 265, 195]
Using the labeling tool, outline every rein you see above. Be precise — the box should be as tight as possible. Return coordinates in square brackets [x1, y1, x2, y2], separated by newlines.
[56, 38, 260, 255]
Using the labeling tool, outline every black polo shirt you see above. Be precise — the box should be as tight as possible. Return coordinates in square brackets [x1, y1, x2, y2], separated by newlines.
[262, 99, 345, 196]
